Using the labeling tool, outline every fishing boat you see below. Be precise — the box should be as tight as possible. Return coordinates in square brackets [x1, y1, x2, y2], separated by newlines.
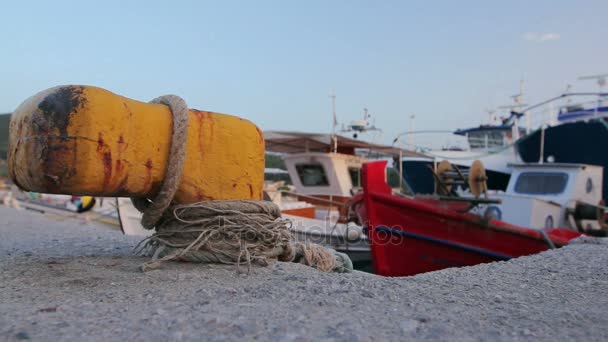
[113, 130, 422, 270]
[516, 91, 608, 200]
[262, 131, 422, 269]
[398, 87, 608, 202]
[397, 83, 528, 195]
[398, 119, 522, 195]
[359, 159, 604, 277]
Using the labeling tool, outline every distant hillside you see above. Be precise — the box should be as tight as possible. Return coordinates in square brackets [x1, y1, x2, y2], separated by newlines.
[0, 113, 9, 160]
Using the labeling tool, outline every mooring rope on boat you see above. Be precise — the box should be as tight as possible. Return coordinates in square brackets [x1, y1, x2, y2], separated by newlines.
[130, 95, 353, 273]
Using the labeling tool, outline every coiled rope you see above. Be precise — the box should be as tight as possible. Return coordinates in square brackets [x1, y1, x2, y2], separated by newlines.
[131, 95, 352, 273]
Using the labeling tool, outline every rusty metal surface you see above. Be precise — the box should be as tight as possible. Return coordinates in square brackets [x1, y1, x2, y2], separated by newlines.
[8, 85, 264, 203]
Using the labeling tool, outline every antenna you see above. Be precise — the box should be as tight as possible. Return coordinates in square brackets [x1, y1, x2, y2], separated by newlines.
[363, 107, 370, 121]
[510, 78, 525, 106]
[408, 114, 415, 147]
[485, 108, 496, 123]
[564, 84, 573, 104]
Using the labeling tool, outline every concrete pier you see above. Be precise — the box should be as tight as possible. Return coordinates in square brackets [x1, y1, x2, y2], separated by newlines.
[1, 206, 607, 341]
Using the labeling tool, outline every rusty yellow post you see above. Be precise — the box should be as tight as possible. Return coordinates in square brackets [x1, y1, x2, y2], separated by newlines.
[8, 85, 264, 203]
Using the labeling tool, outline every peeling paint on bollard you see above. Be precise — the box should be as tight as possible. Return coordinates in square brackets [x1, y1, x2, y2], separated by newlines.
[8, 85, 265, 203]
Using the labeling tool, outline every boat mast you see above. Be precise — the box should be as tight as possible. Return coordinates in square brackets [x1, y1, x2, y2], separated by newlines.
[498, 81, 527, 141]
[328, 89, 337, 221]
[408, 114, 415, 147]
[329, 89, 338, 153]
[513, 79, 529, 133]
[485, 108, 496, 125]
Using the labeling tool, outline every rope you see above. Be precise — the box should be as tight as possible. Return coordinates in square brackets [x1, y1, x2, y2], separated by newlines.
[135, 200, 351, 273]
[130, 95, 352, 273]
[131, 95, 190, 229]
[538, 229, 556, 249]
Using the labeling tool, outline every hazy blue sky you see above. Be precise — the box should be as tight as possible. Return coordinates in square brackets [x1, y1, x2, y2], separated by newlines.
[1, 0, 606, 144]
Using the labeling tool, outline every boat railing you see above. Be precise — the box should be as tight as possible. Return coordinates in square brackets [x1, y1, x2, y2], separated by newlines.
[393, 93, 608, 156]
[393, 130, 507, 153]
[393, 130, 466, 152]
[522, 93, 608, 131]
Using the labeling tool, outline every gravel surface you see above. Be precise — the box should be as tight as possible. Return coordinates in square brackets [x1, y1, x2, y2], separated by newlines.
[1, 205, 607, 341]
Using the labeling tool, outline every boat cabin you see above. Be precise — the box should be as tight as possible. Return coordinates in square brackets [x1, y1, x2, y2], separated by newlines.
[282, 152, 366, 197]
[454, 124, 525, 151]
[264, 130, 423, 199]
[485, 163, 603, 230]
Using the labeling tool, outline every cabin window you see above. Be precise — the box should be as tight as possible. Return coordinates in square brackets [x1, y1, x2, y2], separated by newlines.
[468, 131, 504, 149]
[586, 178, 594, 194]
[348, 167, 361, 187]
[295, 164, 329, 186]
[514, 172, 568, 195]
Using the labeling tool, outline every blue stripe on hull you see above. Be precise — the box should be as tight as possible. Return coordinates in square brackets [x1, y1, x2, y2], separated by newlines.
[375, 226, 512, 261]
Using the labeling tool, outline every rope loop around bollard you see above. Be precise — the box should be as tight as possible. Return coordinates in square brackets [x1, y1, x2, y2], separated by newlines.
[130, 95, 190, 229]
[130, 95, 353, 273]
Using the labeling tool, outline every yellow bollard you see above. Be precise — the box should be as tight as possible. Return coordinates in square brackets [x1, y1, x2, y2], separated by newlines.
[8, 85, 264, 203]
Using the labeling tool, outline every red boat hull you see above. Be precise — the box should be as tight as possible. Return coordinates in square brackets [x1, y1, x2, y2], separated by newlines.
[362, 161, 581, 277]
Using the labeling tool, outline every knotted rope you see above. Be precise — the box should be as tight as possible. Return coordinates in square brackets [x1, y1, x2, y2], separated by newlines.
[131, 95, 352, 273]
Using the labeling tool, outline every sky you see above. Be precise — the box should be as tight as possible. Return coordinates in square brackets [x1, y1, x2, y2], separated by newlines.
[0, 0, 606, 145]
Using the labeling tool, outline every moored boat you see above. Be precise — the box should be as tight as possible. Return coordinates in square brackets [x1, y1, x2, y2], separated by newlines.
[516, 101, 608, 200]
[399, 121, 522, 195]
[359, 160, 602, 277]
[264, 131, 422, 270]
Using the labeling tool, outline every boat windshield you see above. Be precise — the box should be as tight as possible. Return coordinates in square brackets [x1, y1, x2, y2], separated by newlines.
[386, 167, 413, 195]
[514, 172, 569, 195]
[295, 164, 329, 186]
[348, 167, 361, 187]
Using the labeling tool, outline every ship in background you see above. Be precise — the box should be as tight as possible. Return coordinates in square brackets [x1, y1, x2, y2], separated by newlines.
[396, 82, 528, 195]
[516, 74, 608, 200]
[397, 75, 608, 200]
[396, 114, 524, 195]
